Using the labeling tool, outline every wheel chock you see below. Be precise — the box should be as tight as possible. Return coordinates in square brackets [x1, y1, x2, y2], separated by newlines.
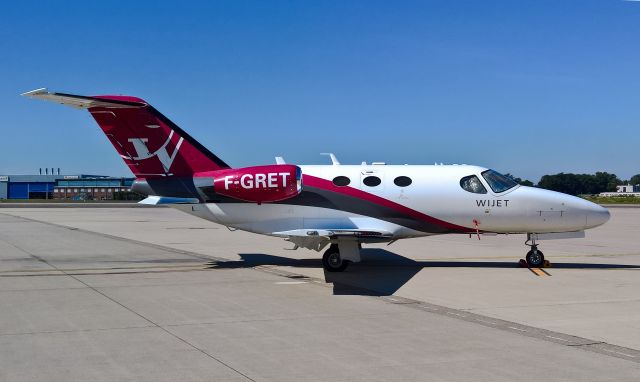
[518, 259, 528, 268]
[543, 260, 552, 268]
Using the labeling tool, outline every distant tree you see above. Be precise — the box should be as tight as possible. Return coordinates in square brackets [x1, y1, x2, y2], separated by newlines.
[592, 172, 619, 193]
[538, 173, 579, 195]
[537, 172, 620, 195]
[504, 173, 534, 187]
[630, 174, 640, 186]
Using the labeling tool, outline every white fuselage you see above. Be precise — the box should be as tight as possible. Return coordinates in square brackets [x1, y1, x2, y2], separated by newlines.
[180, 164, 610, 239]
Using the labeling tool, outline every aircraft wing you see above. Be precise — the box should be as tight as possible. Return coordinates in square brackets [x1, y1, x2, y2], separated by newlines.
[273, 229, 394, 251]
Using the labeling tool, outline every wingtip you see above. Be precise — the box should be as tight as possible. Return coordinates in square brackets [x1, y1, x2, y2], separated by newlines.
[21, 88, 48, 97]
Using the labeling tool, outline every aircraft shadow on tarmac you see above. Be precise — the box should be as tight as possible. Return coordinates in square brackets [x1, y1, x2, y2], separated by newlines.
[210, 249, 640, 296]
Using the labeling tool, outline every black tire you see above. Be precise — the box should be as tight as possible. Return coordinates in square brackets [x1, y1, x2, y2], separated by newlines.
[322, 244, 349, 272]
[526, 248, 545, 267]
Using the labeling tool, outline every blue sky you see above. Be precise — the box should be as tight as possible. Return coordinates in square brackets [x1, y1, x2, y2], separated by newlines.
[1, 0, 639, 182]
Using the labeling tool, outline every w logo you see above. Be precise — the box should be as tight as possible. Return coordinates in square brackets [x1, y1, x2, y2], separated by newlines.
[125, 130, 184, 173]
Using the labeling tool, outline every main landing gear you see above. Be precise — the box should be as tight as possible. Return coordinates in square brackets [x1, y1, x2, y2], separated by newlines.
[322, 241, 362, 272]
[525, 234, 545, 267]
[322, 244, 350, 272]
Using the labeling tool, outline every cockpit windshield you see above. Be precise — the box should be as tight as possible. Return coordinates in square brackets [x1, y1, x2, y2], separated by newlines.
[460, 175, 487, 194]
[481, 170, 518, 193]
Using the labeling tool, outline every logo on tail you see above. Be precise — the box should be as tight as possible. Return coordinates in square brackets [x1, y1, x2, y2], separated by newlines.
[125, 130, 184, 173]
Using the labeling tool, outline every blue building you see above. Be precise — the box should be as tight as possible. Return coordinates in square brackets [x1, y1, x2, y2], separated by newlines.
[0, 175, 61, 199]
[0, 175, 136, 200]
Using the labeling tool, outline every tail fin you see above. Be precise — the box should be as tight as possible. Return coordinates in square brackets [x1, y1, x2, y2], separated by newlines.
[22, 88, 230, 177]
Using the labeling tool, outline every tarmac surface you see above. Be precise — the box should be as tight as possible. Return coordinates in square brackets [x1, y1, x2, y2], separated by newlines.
[0, 206, 638, 381]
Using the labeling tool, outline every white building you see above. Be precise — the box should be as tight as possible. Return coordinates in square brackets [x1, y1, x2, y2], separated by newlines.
[599, 184, 640, 197]
[617, 185, 639, 193]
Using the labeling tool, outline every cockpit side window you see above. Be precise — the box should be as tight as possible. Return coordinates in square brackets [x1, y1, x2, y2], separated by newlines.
[481, 170, 518, 193]
[460, 175, 487, 194]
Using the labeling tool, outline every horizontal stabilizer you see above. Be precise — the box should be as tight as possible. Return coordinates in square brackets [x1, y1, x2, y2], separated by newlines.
[21, 88, 146, 109]
[139, 196, 199, 205]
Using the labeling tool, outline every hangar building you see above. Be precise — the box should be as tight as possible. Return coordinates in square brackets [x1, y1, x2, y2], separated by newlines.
[0, 175, 136, 200]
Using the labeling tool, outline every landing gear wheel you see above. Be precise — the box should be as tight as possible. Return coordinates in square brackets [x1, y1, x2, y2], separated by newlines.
[322, 244, 350, 272]
[526, 247, 545, 267]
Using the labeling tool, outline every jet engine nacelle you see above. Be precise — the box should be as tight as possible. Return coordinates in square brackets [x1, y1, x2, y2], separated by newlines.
[208, 164, 302, 203]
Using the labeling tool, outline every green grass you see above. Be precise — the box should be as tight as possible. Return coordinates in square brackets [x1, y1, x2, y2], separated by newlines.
[581, 195, 640, 204]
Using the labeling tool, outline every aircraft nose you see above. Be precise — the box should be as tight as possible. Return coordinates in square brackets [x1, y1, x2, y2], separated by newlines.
[585, 203, 610, 229]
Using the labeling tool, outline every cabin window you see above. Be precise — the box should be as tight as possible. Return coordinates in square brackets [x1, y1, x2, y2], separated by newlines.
[332, 176, 351, 187]
[481, 170, 517, 193]
[363, 176, 382, 187]
[460, 175, 487, 194]
[394, 176, 412, 187]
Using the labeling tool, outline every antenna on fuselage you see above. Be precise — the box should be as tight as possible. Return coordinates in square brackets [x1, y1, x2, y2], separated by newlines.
[275, 156, 286, 164]
[320, 153, 340, 165]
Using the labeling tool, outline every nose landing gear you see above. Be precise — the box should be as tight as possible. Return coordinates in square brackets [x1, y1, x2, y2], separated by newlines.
[525, 234, 545, 267]
[526, 247, 545, 267]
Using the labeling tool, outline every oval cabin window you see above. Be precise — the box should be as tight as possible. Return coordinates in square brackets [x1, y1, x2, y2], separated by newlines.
[394, 176, 412, 187]
[363, 176, 382, 187]
[332, 176, 351, 187]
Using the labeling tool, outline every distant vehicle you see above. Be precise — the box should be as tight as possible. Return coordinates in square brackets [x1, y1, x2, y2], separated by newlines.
[23, 89, 610, 271]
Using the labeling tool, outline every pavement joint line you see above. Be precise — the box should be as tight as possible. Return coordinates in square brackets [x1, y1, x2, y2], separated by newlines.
[600, 348, 636, 358]
[546, 335, 571, 342]
[0, 324, 157, 337]
[55, 268, 212, 276]
[0, 264, 209, 274]
[383, 297, 419, 304]
[0, 268, 215, 278]
[0, 286, 89, 292]
[462, 298, 640, 310]
[161, 311, 407, 328]
[475, 319, 498, 325]
[275, 281, 308, 285]
[3, 212, 640, 364]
